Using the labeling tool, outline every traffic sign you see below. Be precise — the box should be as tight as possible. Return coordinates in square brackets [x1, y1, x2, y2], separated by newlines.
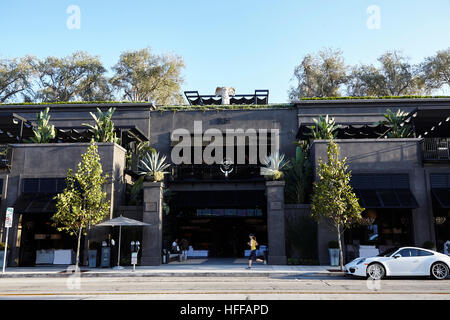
[5, 207, 13, 228]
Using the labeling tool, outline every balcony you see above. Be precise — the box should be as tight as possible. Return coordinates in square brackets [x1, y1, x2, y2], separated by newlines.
[422, 138, 450, 161]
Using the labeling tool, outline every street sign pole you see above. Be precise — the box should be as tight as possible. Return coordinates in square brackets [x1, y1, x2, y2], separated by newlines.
[3, 207, 13, 274]
[2, 227, 9, 274]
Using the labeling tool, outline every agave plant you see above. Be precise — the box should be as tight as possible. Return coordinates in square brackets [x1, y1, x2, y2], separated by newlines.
[260, 152, 291, 180]
[310, 115, 339, 140]
[138, 151, 170, 182]
[376, 109, 412, 138]
[27, 107, 56, 143]
[82, 107, 119, 143]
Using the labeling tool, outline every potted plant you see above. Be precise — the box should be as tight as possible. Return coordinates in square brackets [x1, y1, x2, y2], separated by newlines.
[260, 152, 290, 180]
[423, 241, 436, 251]
[328, 240, 340, 266]
[138, 151, 170, 182]
[0, 242, 9, 268]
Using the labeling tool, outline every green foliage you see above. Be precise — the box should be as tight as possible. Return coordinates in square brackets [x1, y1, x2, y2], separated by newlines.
[289, 48, 348, 99]
[138, 151, 171, 182]
[310, 115, 339, 140]
[376, 109, 412, 138]
[82, 107, 119, 143]
[260, 152, 290, 180]
[110, 47, 185, 104]
[0, 242, 9, 250]
[26, 107, 56, 143]
[128, 175, 145, 205]
[52, 141, 111, 269]
[311, 138, 364, 269]
[34, 51, 113, 102]
[285, 143, 313, 204]
[0, 55, 36, 103]
[421, 48, 450, 89]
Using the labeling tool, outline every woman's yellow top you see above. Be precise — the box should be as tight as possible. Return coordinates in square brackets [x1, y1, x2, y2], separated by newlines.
[250, 239, 257, 250]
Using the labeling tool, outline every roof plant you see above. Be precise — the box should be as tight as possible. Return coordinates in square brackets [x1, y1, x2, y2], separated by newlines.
[311, 135, 364, 270]
[27, 107, 56, 143]
[138, 151, 170, 182]
[260, 152, 291, 181]
[82, 107, 119, 143]
[376, 108, 412, 138]
[310, 115, 339, 140]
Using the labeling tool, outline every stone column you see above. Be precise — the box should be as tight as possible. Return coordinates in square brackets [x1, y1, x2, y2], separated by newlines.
[265, 180, 287, 265]
[141, 181, 163, 266]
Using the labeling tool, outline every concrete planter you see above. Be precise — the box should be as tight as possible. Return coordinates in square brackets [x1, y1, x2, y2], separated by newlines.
[328, 248, 339, 266]
[88, 250, 97, 268]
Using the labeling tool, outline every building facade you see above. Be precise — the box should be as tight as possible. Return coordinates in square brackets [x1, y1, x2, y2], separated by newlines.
[0, 98, 449, 266]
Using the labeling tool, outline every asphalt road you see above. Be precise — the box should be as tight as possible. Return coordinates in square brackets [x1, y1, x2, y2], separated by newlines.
[0, 276, 449, 300]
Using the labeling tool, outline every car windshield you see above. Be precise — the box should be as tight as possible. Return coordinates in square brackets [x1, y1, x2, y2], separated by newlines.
[377, 247, 399, 257]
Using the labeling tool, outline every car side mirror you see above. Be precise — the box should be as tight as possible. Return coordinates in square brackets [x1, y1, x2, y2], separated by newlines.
[393, 254, 401, 259]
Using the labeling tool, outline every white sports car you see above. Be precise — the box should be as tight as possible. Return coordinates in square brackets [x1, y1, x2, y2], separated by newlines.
[344, 247, 450, 280]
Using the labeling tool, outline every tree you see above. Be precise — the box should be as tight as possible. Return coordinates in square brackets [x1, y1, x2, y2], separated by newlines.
[289, 48, 348, 100]
[34, 51, 111, 102]
[376, 109, 412, 138]
[26, 107, 56, 143]
[347, 51, 425, 96]
[0, 55, 36, 102]
[52, 141, 111, 270]
[311, 137, 364, 270]
[111, 47, 185, 104]
[421, 48, 450, 90]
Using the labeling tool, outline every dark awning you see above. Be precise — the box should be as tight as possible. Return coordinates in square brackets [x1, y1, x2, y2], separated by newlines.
[430, 174, 450, 208]
[431, 189, 450, 208]
[351, 174, 418, 209]
[297, 123, 390, 140]
[171, 190, 265, 208]
[14, 193, 58, 213]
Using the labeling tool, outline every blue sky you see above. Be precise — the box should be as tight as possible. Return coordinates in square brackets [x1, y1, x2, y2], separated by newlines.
[1, 0, 449, 103]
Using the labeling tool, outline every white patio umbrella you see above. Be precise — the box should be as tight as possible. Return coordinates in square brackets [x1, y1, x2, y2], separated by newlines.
[95, 215, 150, 269]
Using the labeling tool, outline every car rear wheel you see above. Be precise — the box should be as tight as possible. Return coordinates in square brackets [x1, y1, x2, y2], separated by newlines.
[430, 262, 449, 280]
[367, 263, 385, 280]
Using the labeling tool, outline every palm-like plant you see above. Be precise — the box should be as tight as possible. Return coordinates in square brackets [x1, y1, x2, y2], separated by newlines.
[285, 142, 313, 203]
[310, 115, 339, 140]
[138, 151, 170, 182]
[28, 107, 56, 143]
[82, 107, 119, 143]
[376, 109, 412, 138]
[260, 152, 291, 180]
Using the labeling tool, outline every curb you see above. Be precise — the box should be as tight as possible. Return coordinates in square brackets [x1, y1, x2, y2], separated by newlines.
[0, 271, 346, 278]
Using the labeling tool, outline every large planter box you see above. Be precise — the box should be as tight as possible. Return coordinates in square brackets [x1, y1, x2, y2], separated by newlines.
[0, 251, 9, 268]
[328, 248, 339, 266]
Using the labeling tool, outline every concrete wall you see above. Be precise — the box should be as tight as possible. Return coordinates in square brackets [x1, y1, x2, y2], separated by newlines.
[0, 142, 127, 266]
[150, 108, 299, 163]
[310, 138, 436, 264]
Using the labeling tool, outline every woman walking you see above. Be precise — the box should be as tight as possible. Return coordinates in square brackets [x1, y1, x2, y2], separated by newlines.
[246, 234, 265, 269]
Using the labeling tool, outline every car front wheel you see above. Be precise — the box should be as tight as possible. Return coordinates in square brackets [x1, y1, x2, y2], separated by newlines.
[430, 262, 449, 280]
[367, 263, 385, 280]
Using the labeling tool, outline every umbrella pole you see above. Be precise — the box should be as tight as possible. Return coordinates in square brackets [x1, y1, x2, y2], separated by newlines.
[117, 225, 122, 267]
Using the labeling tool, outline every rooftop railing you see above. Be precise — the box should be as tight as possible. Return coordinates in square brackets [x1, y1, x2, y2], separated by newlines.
[422, 138, 450, 161]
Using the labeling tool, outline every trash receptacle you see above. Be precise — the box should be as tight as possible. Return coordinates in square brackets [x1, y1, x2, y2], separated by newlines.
[100, 247, 111, 268]
[88, 250, 97, 268]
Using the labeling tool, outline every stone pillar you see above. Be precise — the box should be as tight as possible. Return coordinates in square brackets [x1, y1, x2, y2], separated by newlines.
[141, 181, 163, 266]
[265, 181, 287, 265]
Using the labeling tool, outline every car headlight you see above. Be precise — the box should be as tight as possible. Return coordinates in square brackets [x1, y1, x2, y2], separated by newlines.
[356, 258, 366, 265]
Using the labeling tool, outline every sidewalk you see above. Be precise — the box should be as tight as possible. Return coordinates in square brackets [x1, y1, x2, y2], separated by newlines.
[0, 259, 344, 278]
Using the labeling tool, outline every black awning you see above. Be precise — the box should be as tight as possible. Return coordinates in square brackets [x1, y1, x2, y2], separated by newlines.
[14, 193, 58, 213]
[432, 189, 450, 208]
[172, 190, 265, 208]
[354, 189, 418, 209]
[297, 123, 390, 140]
